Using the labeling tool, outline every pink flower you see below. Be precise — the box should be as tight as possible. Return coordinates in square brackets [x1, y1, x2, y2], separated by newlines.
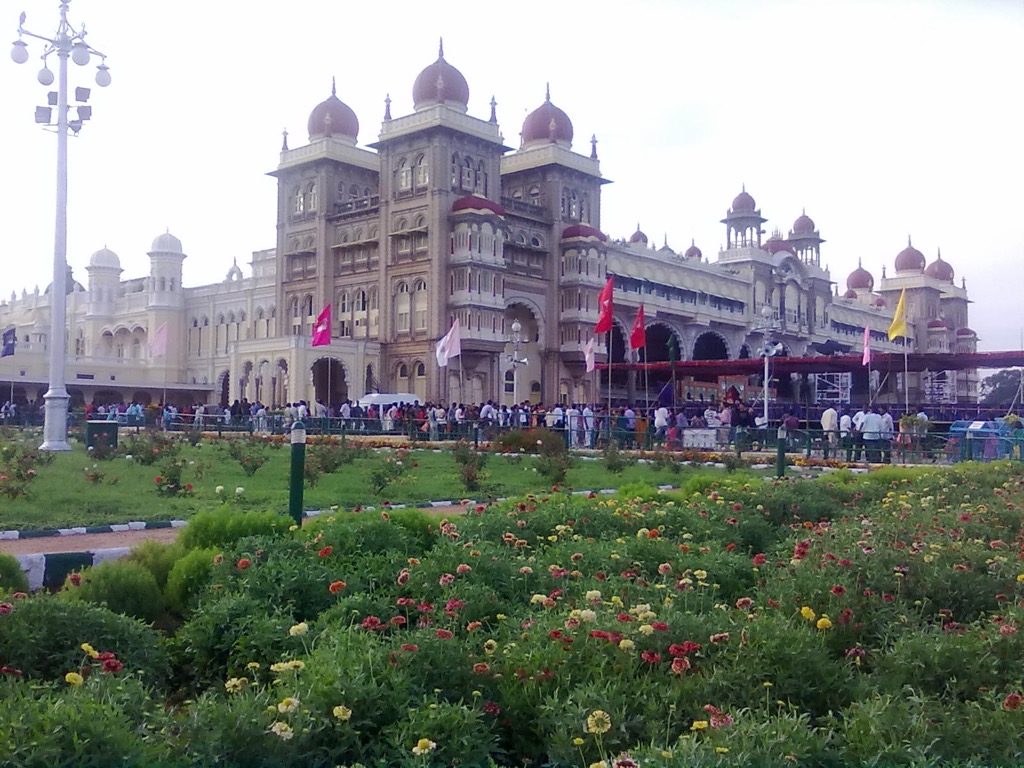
[439, 573, 455, 587]
[435, 628, 454, 640]
[456, 564, 472, 574]
[752, 553, 767, 566]
[1003, 693, 1023, 711]
[670, 656, 691, 675]
[400, 643, 419, 652]
[641, 650, 661, 664]
[710, 632, 730, 645]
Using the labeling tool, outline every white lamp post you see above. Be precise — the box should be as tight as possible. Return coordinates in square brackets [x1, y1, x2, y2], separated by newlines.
[11, 2, 110, 451]
[758, 304, 782, 431]
[508, 319, 528, 406]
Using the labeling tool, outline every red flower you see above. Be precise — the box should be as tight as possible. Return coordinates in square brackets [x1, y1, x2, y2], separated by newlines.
[616, 613, 634, 622]
[710, 632, 730, 644]
[236, 558, 252, 570]
[185, 483, 193, 492]
[360, 615, 383, 631]
[389, 616, 407, 627]
[69, 572, 82, 587]
[396, 569, 410, 586]
[831, 585, 847, 596]
[318, 546, 333, 558]
[400, 643, 419, 652]
[647, 529, 660, 539]
[154, 476, 163, 484]
[668, 641, 701, 657]
[752, 553, 767, 566]
[483, 700, 502, 715]
[1002, 693, 1022, 711]
[641, 650, 661, 664]
[651, 622, 669, 632]
[670, 656, 691, 675]
[328, 580, 346, 593]
[435, 629, 454, 640]
[472, 662, 490, 674]
[102, 658, 124, 673]
[735, 597, 753, 610]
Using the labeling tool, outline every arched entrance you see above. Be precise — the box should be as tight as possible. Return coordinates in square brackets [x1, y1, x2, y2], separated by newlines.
[692, 331, 729, 361]
[217, 370, 230, 407]
[312, 358, 348, 408]
[642, 323, 678, 405]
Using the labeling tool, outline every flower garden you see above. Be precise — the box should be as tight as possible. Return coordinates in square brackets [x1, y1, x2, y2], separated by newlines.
[1, 455, 1023, 765]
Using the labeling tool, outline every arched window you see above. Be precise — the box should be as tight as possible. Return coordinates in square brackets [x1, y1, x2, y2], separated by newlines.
[354, 289, 367, 311]
[306, 181, 318, 212]
[413, 279, 427, 330]
[395, 282, 411, 332]
[528, 185, 541, 205]
[304, 295, 314, 316]
[349, 183, 360, 201]
[415, 362, 425, 377]
[398, 363, 409, 379]
[461, 157, 474, 189]
[369, 289, 378, 310]
[291, 298, 300, 318]
[415, 154, 428, 187]
[398, 159, 412, 191]
[292, 186, 304, 215]
[339, 292, 349, 313]
[450, 152, 460, 188]
[337, 180, 347, 202]
[476, 160, 487, 195]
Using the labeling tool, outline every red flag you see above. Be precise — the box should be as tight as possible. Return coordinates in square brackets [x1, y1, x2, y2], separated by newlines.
[311, 304, 332, 347]
[630, 304, 646, 350]
[594, 276, 614, 334]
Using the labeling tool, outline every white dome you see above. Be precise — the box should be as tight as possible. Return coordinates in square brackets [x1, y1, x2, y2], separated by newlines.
[150, 231, 183, 254]
[89, 246, 120, 269]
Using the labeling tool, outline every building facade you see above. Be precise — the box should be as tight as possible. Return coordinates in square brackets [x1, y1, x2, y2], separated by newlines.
[0, 46, 978, 410]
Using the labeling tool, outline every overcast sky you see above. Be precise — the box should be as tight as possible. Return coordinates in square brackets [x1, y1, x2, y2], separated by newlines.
[2, 0, 1022, 352]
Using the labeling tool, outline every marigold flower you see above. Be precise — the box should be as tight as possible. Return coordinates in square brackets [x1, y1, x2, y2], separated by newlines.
[277, 696, 300, 713]
[412, 738, 437, 755]
[473, 662, 490, 674]
[800, 606, 816, 621]
[693, 569, 708, 580]
[268, 721, 293, 740]
[80, 642, 99, 659]
[333, 704, 352, 721]
[401, 643, 419, 652]
[710, 632, 730, 644]
[816, 617, 833, 631]
[225, 677, 245, 693]
[64, 671, 84, 686]
[752, 553, 767, 566]
[691, 720, 709, 730]
[585, 709, 612, 735]
[329, 580, 346, 593]
[236, 558, 252, 570]
[288, 622, 308, 637]
[618, 638, 635, 651]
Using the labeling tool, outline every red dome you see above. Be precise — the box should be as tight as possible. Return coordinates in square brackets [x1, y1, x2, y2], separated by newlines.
[630, 227, 648, 244]
[307, 80, 359, 141]
[561, 224, 607, 242]
[846, 261, 874, 291]
[956, 327, 976, 336]
[765, 237, 793, 255]
[684, 240, 702, 260]
[732, 188, 756, 212]
[895, 237, 926, 272]
[521, 86, 573, 147]
[843, 289, 858, 299]
[792, 212, 815, 234]
[924, 252, 954, 282]
[451, 195, 504, 216]
[927, 319, 947, 329]
[412, 41, 469, 111]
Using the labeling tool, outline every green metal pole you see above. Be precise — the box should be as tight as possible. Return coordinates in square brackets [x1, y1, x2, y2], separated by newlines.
[288, 421, 306, 527]
[776, 435, 787, 478]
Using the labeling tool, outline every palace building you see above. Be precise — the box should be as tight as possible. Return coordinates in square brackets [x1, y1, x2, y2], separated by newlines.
[0, 44, 979, 410]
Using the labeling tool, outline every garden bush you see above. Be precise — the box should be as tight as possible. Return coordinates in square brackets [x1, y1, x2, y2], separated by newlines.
[0, 552, 29, 594]
[179, 506, 292, 550]
[164, 546, 219, 614]
[59, 560, 164, 623]
[125, 539, 183, 590]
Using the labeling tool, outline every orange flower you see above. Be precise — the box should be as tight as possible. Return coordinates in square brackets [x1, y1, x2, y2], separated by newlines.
[236, 558, 252, 570]
[329, 580, 346, 593]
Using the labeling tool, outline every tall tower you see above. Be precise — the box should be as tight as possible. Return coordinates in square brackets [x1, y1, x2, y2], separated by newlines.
[788, 210, 824, 267]
[721, 187, 766, 249]
[147, 231, 187, 386]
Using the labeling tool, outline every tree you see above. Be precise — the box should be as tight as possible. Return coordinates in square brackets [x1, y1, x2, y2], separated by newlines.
[980, 369, 1024, 406]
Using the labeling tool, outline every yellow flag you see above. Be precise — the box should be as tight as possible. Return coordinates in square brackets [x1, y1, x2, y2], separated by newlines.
[887, 288, 908, 341]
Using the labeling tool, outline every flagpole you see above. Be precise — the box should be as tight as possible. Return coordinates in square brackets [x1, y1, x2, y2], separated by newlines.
[606, 331, 612, 446]
[642, 346, 649, 413]
[903, 342, 909, 413]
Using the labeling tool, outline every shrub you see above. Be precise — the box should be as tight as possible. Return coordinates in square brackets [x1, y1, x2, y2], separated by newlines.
[449, 440, 489, 492]
[164, 547, 219, 615]
[179, 507, 292, 551]
[121, 431, 180, 465]
[368, 452, 410, 495]
[221, 436, 270, 476]
[602, 440, 634, 474]
[0, 552, 29, 594]
[59, 560, 164, 624]
[153, 457, 193, 497]
[0, 596, 169, 684]
[125, 540, 183, 590]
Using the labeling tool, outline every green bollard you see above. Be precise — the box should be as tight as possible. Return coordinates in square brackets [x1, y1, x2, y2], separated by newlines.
[288, 421, 306, 527]
[776, 436, 787, 478]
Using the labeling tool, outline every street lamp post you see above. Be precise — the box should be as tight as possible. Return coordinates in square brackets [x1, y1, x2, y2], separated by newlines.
[11, 1, 111, 451]
[508, 319, 528, 406]
[756, 304, 781, 437]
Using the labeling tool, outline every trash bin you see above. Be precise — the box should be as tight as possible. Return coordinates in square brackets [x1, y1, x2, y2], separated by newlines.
[85, 420, 118, 451]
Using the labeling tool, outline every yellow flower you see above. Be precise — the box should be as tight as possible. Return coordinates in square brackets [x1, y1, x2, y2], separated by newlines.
[800, 606, 816, 621]
[1017, 573, 1024, 583]
[579, 609, 597, 623]
[224, 677, 245, 693]
[816, 617, 833, 631]
[691, 720, 709, 730]
[585, 709, 612, 735]
[618, 638, 635, 651]
[246, 661, 261, 670]
[412, 738, 437, 755]
[716, 746, 730, 754]
[589, 763, 607, 768]
[64, 671, 84, 686]
[638, 624, 654, 636]
[333, 705, 352, 721]
[80, 642, 99, 659]
[268, 721, 294, 740]
[572, 737, 584, 746]
[288, 622, 308, 637]
[585, 590, 603, 602]
[694, 570, 708, 580]
[277, 696, 300, 713]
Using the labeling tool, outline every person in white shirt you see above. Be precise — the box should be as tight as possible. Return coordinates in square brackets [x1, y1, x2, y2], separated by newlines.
[704, 405, 721, 428]
[880, 406, 895, 463]
[839, 408, 853, 461]
[851, 407, 867, 461]
[820, 405, 838, 457]
[565, 404, 582, 446]
[860, 406, 884, 463]
[654, 405, 670, 441]
[582, 404, 595, 448]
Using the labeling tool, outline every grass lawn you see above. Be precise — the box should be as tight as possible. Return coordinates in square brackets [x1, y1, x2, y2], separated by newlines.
[0, 435, 756, 530]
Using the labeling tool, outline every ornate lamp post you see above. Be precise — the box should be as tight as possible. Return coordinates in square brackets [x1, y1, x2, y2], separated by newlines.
[11, 1, 111, 450]
[508, 319, 528, 405]
[757, 305, 782, 431]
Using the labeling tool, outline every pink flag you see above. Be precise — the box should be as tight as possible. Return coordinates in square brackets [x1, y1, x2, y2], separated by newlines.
[149, 323, 168, 358]
[584, 336, 596, 373]
[861, 326, 871, 367]
[312, 305, 332, 347]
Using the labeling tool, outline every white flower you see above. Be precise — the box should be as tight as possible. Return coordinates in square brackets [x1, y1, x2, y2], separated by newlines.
[333, 705, 352, 721]
[235, 486, 244, 494]
[268, 721, 294, 740]
[288, 622, 308, 637]
[215, 485, 224, 494]
[125, 455, 133, 461]
[277, 696, 300, 713]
